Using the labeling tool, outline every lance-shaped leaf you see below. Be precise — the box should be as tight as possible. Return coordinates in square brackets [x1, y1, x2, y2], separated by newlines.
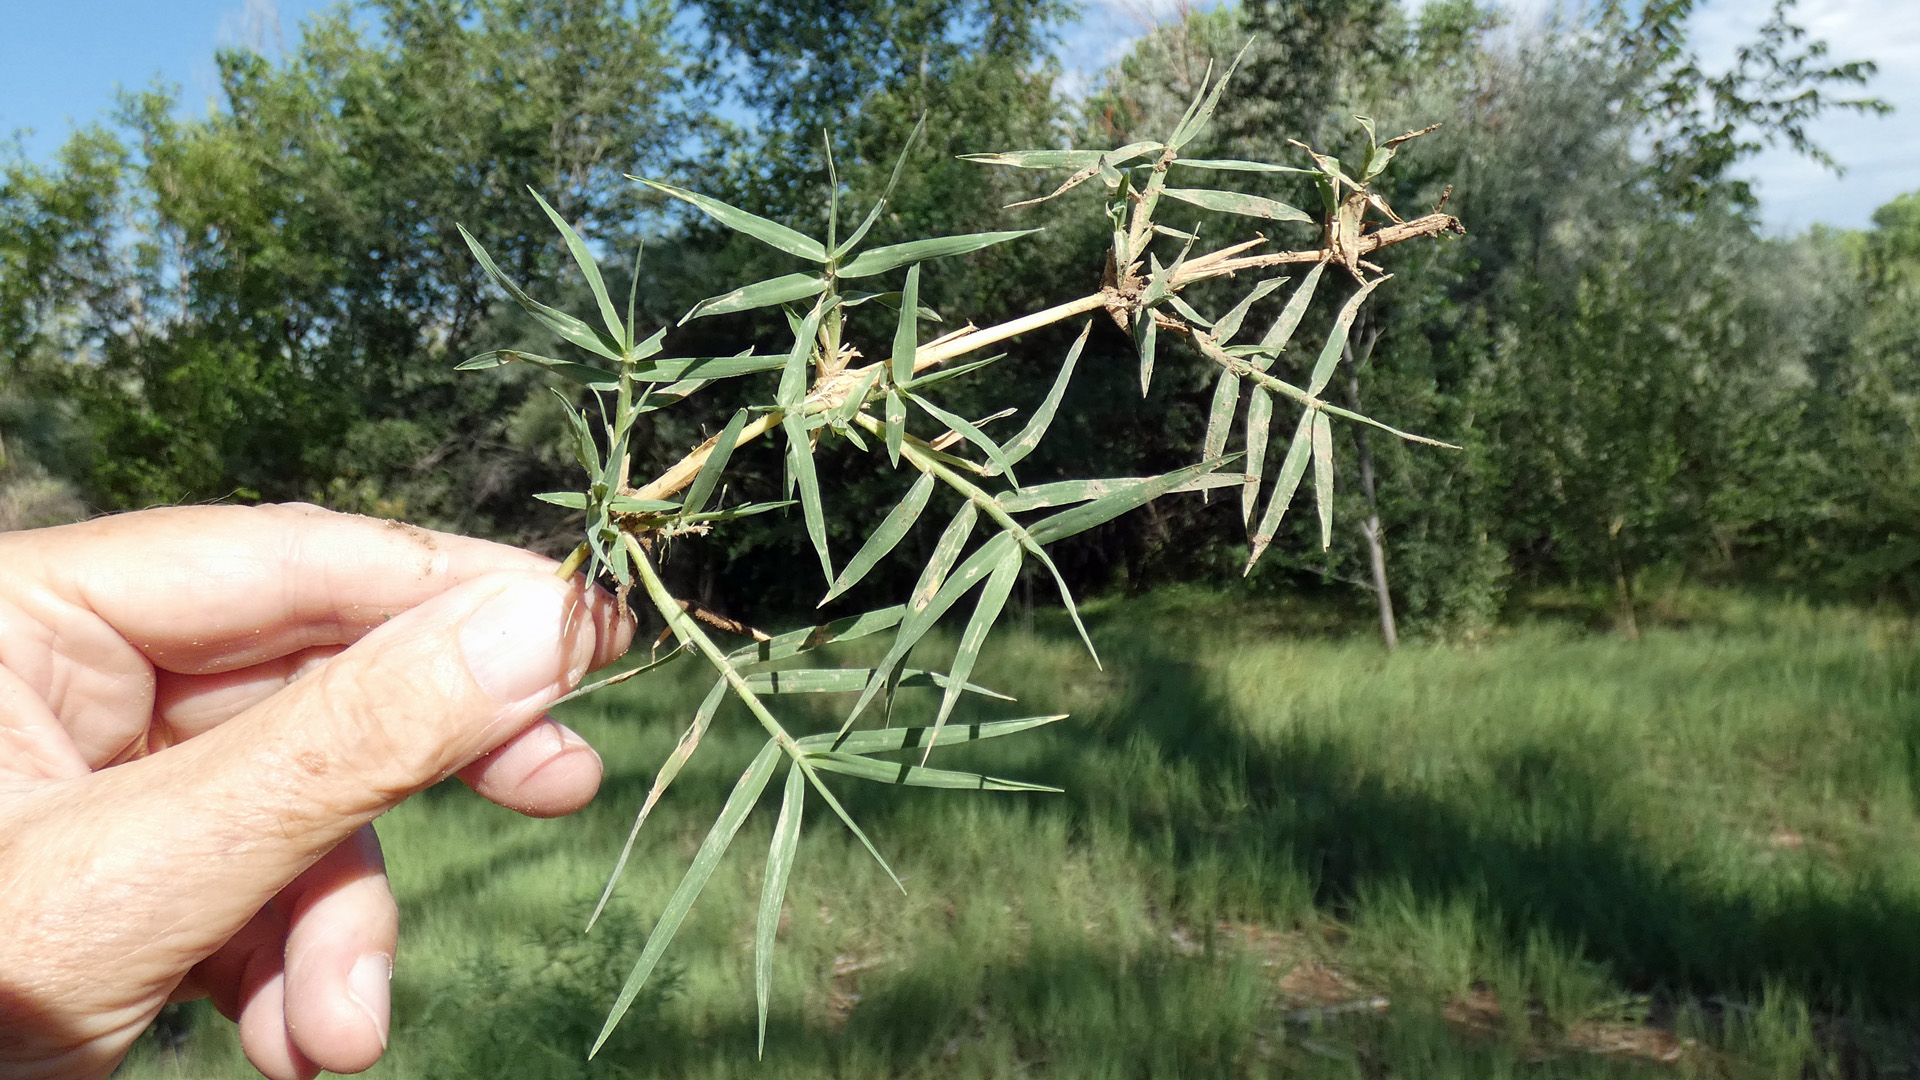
[779, 302, 827, 408]
[608, 496, 682, 513]
[626, 241, 643, 346]
[592, 738, 781, 1056]
[459, 225, 622, 361]
[1159, 188, 1311, 224]
[1027, 456, 1237, 546]
[684, 273, 828, 324]
[822, 471, 936, 605]
[631, 353, 786, 383]
[530, 189, 624, 345]
[960, 143, 1159, 170]
[804, 713, 1067, 754]
[1215, 277, 1288, 346]
[1308, 275, 1389, 396]
[909, 393, 1018, 482]
[997, 321, 1089, 470]
[1203, 368, 1241, 472]
[755, 764, 804, 1057]
[839, 230, 1038, 279]
[457, 350, 622, 390]
[557, 394, 601, 477]
[806, 750, 1058, 792]
[587, 677, 728, 930]
[890, 265, 921, 387]
[1241, 385, 1272, 523]
[551, 642, 691, 710]
[885, 388, 907, 467]
[996, 472, 1243, 513]
[841, 528, 1008, 733]
[911, 501, 978, 614]
[835, 114, 927, 258]
[740, 667, 1011, 699]
[924, 540, 1023, 763]
[1260, 260, 1328, 356]
[1169, 39, 1252, 149]
[1312, 410, 1334, 550]
[900, 353, 1006, 392]
[636, 178, 826, 262]
[1169, 158, 1313, 174]
[1135, 315, 1158, 397]
[1246, 410, 1315, 571]
[728, 606, 907, 668]
[782, 414, 832, 583]
[680, 500, 798, 525]
[685, 409, 748, 517]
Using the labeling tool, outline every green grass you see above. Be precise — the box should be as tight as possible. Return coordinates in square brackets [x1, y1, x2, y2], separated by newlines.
[123, 588, 1920, 1078]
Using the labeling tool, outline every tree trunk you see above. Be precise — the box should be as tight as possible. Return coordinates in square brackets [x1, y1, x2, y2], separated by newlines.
[1605, 516, 1640, 640]
[1343, 322, 1397, 651]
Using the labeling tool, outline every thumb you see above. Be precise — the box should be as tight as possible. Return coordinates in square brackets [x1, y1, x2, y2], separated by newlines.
[151, 570, 623, 912]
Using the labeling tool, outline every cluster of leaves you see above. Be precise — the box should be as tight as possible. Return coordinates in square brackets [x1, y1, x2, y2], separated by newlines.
[456, 51, 1457, 1057]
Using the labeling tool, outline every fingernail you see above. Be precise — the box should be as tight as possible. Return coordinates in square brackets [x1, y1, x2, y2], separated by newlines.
[460, 583, 569, 704]
[348, 953, 392, 1050]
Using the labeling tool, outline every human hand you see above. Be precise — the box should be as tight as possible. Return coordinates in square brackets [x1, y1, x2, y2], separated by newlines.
[0, 504, 633, 1079]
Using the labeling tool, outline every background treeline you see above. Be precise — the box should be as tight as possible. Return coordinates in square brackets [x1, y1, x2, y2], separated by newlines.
[2, 0, 1912, 637]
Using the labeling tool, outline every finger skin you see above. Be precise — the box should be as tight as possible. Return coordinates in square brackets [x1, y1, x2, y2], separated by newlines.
[457, 717, 604, 817]
[281, 826, 395, 1074]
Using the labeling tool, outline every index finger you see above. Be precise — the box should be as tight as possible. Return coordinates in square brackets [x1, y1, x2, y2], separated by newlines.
[0, 503, 593, 675]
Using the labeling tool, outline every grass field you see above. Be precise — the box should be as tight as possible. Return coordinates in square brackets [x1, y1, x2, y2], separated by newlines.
[122, 588, 1920, 1078]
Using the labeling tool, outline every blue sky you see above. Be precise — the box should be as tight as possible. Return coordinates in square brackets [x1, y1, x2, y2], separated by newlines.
[4, 0, 1913, 233]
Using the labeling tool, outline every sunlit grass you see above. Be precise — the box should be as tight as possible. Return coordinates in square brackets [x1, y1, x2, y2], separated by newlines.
[125, 588, 1920, 1077]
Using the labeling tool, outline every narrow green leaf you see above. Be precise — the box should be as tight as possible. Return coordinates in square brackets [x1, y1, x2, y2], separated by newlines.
[530, 188, 624, 345]
[1203, 368, 1242, 468]
[637, 178, 827, 262]
[739, 666, 1010, 699]
[802, 713, 1066, 753]
[912, 502, 978, 614]
[900, 352, 1006, 392]
[779, 303, 826, 408]
[684, 273, 828, 323]
[835, 114, 927, 259]
[680, 499, 798, 524]
[1136, 316, 1158, 397]
[1259, 260, 1327, 358]
[831, 367, 883, 429]
[1027, 456, 1236, 546]
[630, 353, 786, 383]
[1159, 188, 1312, 223]
[840, 230, 1038, 279]
[1307, 276, 1388, 396]
[625, 242, 643, 350]
[551, 642, 690, 710]
[807, 750, 1059, 792]
[1241, 385, 1272, 523]
[534, 491, 589, 510]
[823, 131, 839, 255]
[925, 542, 1023, 762]
[591, 738, 781, 1056]
[1168, 158, 1312, 174]
[885, 388, 906, 467]
[823, 471, 936, 605]
[559, 394, 601, 477]
[755, 765, 805, 1057]
[792, 761, 901, 892]
[1169, 39, 1251, 149]
[782, 414, 833, 583]
[1215, 277, 1288, 346]
[586, 677, 726, 930]
[456, 351, 621, 390]
[1246, 410, 1315, 571]
[909, 393, 1018, 482]
[960, 142, 1159, 170]
[1000, 321, 1089, 469]
[607, 496, 682, 513]
[727, 606, 907, 669]
[891, 265, 921, 387]
[685, 409, 748, 517]
[1312, 409, 1334, 550]
[995, 472, 1243, 513]
[458, 225, 622, 361]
